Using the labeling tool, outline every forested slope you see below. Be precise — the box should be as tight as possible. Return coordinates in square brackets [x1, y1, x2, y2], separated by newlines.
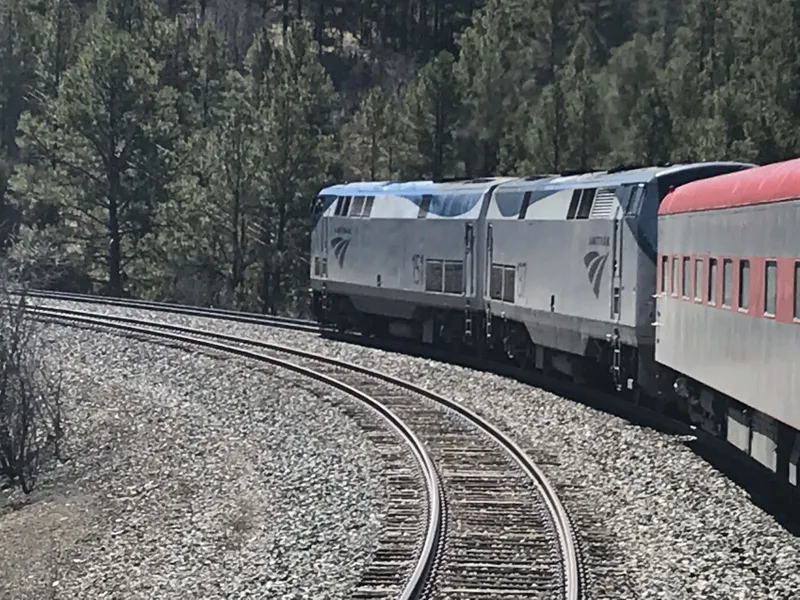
[0, 0, 796, 314]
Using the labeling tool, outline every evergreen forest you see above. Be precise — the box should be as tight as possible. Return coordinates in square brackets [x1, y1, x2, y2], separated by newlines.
[0, 0, 797, 314]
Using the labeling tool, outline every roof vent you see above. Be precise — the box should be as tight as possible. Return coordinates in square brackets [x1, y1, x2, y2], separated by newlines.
[433, 176, 467, 183]
[607, 163, 647, 174]
[559, 168, 594, 176]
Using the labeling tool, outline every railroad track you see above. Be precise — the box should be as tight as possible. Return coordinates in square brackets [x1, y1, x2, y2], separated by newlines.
[27, 303, 582, 600]
[17, 288, 320, 332]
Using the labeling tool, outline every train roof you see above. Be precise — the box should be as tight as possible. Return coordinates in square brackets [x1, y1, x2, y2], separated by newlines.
[497, 162, 754, 192]
[318, 161, 754, 199]
[659, 158, 800, 215]
[318, 177, 515, 197]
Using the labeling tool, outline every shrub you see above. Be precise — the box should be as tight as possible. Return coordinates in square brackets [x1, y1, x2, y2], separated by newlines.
[0, 279, 65, 494]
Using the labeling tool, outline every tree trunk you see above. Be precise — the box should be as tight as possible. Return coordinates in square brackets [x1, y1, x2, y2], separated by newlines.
[107, 174, 123, 296]
[270, 196, 288, 313]
[230, 187, 243, 303]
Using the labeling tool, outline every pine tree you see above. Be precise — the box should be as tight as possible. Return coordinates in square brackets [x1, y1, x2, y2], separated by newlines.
[11, 0, 180, 294]
[340, 85, 399, 181]
[563, 34, 605, 170]
[254, 21, 337, 314]
[398, 50, 460, 179]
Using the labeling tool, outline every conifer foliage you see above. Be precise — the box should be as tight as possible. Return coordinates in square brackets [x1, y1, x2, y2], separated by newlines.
[0, 0, 798, 313]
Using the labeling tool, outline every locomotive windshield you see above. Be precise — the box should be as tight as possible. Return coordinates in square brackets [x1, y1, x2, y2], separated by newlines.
[655, 164, 754, 201]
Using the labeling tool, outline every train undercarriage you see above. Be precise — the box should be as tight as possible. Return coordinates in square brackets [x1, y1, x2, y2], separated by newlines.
[312, 288, 800, 491]
[313, 289, 661, 407]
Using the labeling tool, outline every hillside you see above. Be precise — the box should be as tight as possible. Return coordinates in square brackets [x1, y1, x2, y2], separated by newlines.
[0, 0, 797, 313]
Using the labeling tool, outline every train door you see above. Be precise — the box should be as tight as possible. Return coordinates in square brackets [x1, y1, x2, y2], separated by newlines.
[310, 196, 329, 279]
[464, 223, 475, 296]
[609, 195, 627, 389]
[610, 204, 623, 322]
[485, 223, 493, 299]
[321, 214, 329, 278]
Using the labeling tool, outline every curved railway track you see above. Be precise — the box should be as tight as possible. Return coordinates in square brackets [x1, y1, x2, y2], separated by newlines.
[26, 301, 583, 600]
[20, 288, 320, 331]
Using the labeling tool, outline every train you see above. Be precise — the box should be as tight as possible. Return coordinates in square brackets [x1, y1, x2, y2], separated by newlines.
[308, 158, 800, 489]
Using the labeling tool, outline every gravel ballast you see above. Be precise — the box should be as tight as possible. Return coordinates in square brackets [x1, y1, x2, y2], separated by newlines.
[34, 298, 800, 600]
[0, 320, 387, 600]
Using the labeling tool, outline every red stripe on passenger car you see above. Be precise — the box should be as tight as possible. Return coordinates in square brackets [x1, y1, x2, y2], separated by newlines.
[662, 253, 799, 324]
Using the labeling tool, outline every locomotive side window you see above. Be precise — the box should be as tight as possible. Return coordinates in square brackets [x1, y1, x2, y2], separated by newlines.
[518, 191, 533, 219]
[425, 259, 444, 292]
[722, 258, 733, 307]
[660, 255, 668, 294]
[418, 194, 432, 218]
[682, 257, 690, 298]
[334, 196, 346, 215]
[488, 264, 517, 302]
[575, 188, 596, 219]
[502, 266, 516, 302]
[794, 261, 800, 320]
[490, 265, 503, 300]
[349, 196, 365, 217]
[566, 190, 581, 219]
[708, 258, 717, 305]
[694, 258, 703, 301]
[738, 259, 750, 310]
[765, 260, 777, 316]
[443, 261, 465, 294]
[364, 196, 375, 216]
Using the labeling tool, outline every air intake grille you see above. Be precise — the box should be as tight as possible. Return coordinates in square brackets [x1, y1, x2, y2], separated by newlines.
[589, 188, 617, 219]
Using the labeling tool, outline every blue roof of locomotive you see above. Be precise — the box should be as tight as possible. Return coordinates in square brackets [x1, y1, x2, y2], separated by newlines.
[318, 163, 754, 198]
[318, 178, 510, 197]
[318, 180, 439, 196]
[495, 162, 755, 193]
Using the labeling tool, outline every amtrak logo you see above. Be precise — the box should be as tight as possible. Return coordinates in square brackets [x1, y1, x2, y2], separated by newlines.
[583, 251, 609, 298]
[331, 236, 351, 268]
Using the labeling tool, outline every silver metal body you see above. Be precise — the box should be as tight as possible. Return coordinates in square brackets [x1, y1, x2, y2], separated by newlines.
[485, 171, 653, 356]
[310, 164, 751, 372]
[310, 179, 514, 320]
[656, 200, 800, 432]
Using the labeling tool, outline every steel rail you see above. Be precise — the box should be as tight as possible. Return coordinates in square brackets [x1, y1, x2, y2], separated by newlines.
[28, 305, 441, 600]
[29, 303, 581, 600]
[15, 288, 320, 331]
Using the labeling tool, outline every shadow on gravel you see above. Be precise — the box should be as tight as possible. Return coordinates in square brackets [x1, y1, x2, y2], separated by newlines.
[681, 439, 800, 535]
[322, 329, 800, 537]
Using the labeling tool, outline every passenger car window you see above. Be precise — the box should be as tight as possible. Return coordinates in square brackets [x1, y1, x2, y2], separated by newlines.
[682, 257, 690, 298]
[672, 257, 678, 295]
[708, 258, 717, 304]
[794, 261, 800, 320]
[694, 258, 703, 301]
[722, 259, 733, 306]
[765, 260, 777, 315]
[738, 259, 749, 310]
